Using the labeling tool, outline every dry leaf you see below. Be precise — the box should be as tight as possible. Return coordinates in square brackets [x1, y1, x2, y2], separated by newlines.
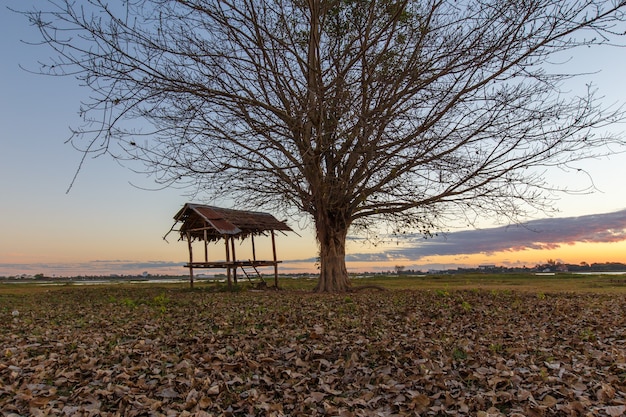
[1, 287, 624, 416]
[541, 394, 558, 407]
[606, 405, 626, 417]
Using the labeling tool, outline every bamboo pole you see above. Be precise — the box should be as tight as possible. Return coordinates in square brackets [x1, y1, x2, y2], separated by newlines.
[204, 229, 208, 262]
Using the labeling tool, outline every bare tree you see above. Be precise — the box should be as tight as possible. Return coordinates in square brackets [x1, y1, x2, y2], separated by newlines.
[20, 0, 626, 291]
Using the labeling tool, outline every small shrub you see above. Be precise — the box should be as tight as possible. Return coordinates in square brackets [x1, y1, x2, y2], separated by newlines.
[489, 343, 504, 354]
[435, 289, 449, 297]
[151, 292, 170, 312]
[452, 347, 467, 361]
[580, 328, 597, 342]
[121, 298, 137, 308]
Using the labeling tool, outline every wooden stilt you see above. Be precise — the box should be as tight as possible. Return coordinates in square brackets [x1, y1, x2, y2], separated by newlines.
[251, 235, 257, 262]
[231, 237, 237, 284]
[271, 231, 278, 288]
[204, 229, 208, 262]
[187, 232, 194, 289]
[225, 237, 232, 289]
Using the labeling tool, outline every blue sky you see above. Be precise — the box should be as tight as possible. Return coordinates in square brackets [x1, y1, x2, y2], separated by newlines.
[1, 1, 626, 277]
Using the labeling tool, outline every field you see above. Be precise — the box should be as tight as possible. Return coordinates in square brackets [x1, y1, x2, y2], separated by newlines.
[1, 274, 625, 416]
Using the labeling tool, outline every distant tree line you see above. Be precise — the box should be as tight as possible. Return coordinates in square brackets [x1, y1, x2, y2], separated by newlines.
[392, 261, 626, 275]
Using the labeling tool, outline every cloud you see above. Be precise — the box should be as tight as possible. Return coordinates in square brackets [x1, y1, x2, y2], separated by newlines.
[352, 208, 626, 262]
[4, 209, 626, 276]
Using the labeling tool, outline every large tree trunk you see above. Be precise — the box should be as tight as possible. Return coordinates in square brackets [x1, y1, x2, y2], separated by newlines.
[314, 211, 351, 292]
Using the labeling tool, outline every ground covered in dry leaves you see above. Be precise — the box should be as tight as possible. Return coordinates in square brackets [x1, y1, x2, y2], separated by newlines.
[1, 286, 625, 416]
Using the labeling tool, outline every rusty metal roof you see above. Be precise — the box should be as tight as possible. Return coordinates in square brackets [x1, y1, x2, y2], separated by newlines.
[172, 203, 292, 241]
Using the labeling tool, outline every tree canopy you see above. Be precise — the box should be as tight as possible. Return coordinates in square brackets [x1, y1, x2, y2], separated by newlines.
[21, 0, 626, 291]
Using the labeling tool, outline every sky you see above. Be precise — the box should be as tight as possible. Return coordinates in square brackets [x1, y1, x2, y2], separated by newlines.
[1, 1, 626, 277]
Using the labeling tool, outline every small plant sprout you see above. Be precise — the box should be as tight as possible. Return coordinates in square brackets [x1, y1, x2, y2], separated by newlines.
[489, 343, 504, 354]
[452, 347, 467, 361]
[435, 288, 449, 297]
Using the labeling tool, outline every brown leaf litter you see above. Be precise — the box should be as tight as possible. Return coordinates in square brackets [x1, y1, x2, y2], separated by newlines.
[1, 287, 625, 416]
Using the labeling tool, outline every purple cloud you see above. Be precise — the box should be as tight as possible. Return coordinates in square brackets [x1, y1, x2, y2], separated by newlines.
[367, 208, 626, 260]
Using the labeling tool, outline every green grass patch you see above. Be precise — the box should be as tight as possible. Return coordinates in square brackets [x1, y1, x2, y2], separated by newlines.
[2, 272, 626, 294]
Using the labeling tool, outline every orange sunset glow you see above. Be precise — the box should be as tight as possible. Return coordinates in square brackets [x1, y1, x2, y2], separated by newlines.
[3, 209, 626, 277]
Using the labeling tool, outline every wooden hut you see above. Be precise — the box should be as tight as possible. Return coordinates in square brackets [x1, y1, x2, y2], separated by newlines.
[169, 203, 293, 288]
